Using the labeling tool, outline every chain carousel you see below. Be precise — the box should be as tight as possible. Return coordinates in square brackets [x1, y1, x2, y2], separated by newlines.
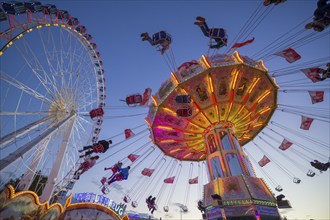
[146, 52, 285, 220]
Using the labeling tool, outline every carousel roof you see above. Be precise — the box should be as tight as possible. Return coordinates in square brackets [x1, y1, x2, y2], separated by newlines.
[146, 52, 278, 161]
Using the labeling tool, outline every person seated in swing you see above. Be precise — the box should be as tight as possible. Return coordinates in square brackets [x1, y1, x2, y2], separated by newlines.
[194, 16, 227, 49]
[140, 31, 172, 54]
[104, 161, 123, 173]
[314, 0, 330, 21]
[146, 196, 156, 211]
[197, 200, 206, 213]
[107, 166, 131, 185]
[101, 161, 123, 185]
[276, 194, 285, 201]
[310, 159, 330, 172]
[148, 197, 157, 214]
[263, 0, 286, 6]
[79, 139, 112, 158]
[146, 195, 153, 209]
[74, 156, 99, 179]
[307, 0, 330, 32]
[315, 63, 330, 81]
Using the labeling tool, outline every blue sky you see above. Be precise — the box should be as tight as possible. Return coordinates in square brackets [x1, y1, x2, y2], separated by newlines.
[1, 0, 329, 219]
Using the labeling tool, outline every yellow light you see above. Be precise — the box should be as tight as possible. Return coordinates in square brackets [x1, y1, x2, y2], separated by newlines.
[46, 23, 51, 27]
[0, 51, 3, 56]
[253, 122, 264, 128]
[226, 102, 233, 121]
[54, 24, 59, 26]
[258, 106, 271, 115]
[230, 69, 239, 90]
[155, 125, 173, 130]
[247, 78, 260, 94]
[256, 90, 271, 103]
[183, 153, 192, 159]
[151, 95, 158, 106]
[202, 55, 211, 68]
[232, 107, 244, 122]
[16, 33, 24, 39]
[208, 74, 214, 93]
[36, 25, 42, 29]
[189, 120, 207, 130]
[236, 112, 252, 124]
[258, 60, 268, 72]
[215, 104, 220, 122]
[234, 51, 244, 63]
[162, 107, 176, 115]
[236, 120, 252, 129]
[242, 134, 250, 139]
[159, 139, 175, 143]
[170, 148, 182, 153]
[61, 24, 65, 28]
[171, 72, 179, 85]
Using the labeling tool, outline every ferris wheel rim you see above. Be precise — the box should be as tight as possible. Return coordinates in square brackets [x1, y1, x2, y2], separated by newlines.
[0, 5, 106, 199]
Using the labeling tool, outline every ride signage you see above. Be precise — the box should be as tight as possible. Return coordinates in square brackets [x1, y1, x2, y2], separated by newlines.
[74, 192, 127, 217]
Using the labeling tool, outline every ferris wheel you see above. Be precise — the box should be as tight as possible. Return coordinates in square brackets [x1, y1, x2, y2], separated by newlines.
[0, 1, 105, 202]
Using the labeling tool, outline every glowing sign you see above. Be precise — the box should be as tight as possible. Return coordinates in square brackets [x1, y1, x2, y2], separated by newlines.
[74, 192, 127, 217]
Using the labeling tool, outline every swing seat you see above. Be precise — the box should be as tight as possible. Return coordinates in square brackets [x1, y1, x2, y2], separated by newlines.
[163, 206, 169, 212]
[209, 28, 226, 39]
[293, 177, 301, 184]
[307, 170, 315, 177]
[131, 201, 138, 208]
[152, 31, 172, 45]
[123, 195, 131, 203]
[275, 185, 283, 192]
[182, 205, 188, 212]
[100, 177, 107, 185]
[101, 186, 109, 194]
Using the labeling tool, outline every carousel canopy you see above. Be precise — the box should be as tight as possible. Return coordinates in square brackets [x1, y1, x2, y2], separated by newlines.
[146, 52, 278, 161]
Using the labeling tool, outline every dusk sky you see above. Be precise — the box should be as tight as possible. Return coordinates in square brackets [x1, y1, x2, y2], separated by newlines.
[1, 0, 329, 220]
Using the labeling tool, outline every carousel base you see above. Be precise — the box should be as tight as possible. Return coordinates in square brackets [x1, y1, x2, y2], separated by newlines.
[202, 175, 284, 220]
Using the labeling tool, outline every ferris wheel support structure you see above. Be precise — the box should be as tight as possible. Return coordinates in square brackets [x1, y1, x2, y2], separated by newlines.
[40, 115, 75, 202]
[0, 113, 75, 171]
[0, 115, 51, 148]
[18, 137, 51, 191]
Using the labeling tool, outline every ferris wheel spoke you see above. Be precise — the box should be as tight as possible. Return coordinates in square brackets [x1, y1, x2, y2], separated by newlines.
[76, 115, 93, 129]
[36, 30, 74, 105]
[14, 38, 60, 101]
[77, 98, 98, 111]
[0, 71, 52, 104]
